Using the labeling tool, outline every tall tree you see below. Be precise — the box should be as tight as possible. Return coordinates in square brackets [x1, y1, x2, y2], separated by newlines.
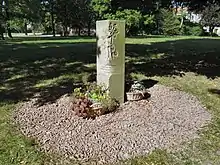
[200, 2, 220, 35]
[91, 0, 111, 20]
[188, 0, 220, 11]
[3, 0, 12, 38]
[50, 0, 55, 36]
[55, 0, 75, 36]
[0, 0, 5, 39]
[41, 0, 56, 36]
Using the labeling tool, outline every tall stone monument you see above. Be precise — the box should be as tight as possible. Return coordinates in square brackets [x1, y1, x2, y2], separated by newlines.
[96, 20, 125, 103]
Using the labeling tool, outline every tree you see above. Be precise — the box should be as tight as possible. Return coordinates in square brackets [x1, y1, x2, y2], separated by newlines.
[0, 0, 42, 37]
[200, 2, 220, 35]
[19, 0, 41, 33]
[0, 0, 5, 39]
[111, 0, 153, 13]
[55, 0, 74, 36]
[82, 0, 96, 36]
[187, 0, 220, 11]
[50, 0, 55, 37]
[91, 0, 111, 20]
[3, 0, 12, 38]
[159, 8, 181, 35]
[105, 9, 143, 36]
[41, 0, 56, 36]
[143, 14, 156, 34]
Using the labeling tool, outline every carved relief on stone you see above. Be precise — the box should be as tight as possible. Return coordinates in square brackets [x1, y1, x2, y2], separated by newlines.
[98, 22, 119, 61]
[107, 22, 119, 60]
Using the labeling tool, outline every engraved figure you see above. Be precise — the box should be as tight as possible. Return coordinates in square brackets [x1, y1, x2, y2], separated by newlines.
[107, 23, 119, 60]
[97, 22, 119, 61]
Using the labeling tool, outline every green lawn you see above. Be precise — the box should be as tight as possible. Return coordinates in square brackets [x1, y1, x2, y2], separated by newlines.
[0, 36, 220, 165]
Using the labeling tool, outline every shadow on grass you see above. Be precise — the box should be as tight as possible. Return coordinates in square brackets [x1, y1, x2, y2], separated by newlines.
[126, 38, 220, 78]
[0, 37, 220, 105]
[0, 41, 96, 105]
[208, 89, 220, 96]
[128, 35, 169, 39]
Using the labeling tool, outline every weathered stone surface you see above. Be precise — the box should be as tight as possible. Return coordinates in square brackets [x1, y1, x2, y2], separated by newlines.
[96, 20, 125, 103]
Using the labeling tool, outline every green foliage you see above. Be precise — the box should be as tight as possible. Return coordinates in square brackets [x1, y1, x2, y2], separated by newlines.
[72, 83, 119, 116]
[105, 9, 142, 36]
[84, 83, 107, 102]
[190, 26, 204, 36]
[73, 87, 85, 98]
[181, 21, 204, 36]
[200, 3, 220, 35]
[91, 0, 111, 19]
[41, 12, 53, 34]
[160, 9, 181, 35]
[8, 19, 24, 33]
[54, 0, 95, 36]
[100, 96, 119, 113]
[143, 14, 155, 26]
[2, 0, 218, 37]
[85, 83, 119, 113]
[143, 14, 156, 34]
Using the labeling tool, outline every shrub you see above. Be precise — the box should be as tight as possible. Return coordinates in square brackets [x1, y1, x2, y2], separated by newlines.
[181, 21, 204, 36]
[190, 26, 204, 36]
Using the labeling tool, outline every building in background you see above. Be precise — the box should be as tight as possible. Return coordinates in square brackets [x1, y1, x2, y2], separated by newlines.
[176, 7, 220, 36]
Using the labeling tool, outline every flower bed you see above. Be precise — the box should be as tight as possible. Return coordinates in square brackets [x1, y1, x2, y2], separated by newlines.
[71, 83, 119, 119]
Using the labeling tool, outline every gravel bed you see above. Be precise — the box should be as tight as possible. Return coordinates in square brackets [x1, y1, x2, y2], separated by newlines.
[13, 84, 211, 164]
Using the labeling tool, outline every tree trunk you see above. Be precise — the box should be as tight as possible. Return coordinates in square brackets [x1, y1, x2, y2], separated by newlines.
[87, 21, 91, 37]
[0, 0, 4, 40]
[0, 29, 4, 40]
[24, 22, 28, 35]
[6, 23, 12, 38]
[51, 13, 55, 37]
[180, 17, 184, 28]
[63, 25, 68, 37]
[1, 34, 4, 40]
[50, 0, 55, 37]
[179, 3, 184, 28]
[4, 0, 12, 38]
[210, 26, 215, 36]
[78, 26, 81, 36]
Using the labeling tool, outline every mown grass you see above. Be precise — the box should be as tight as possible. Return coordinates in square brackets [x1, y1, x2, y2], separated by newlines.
[0, 36, 220, 164]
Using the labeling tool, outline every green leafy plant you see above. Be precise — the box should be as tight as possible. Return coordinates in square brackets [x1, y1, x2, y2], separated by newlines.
[105, 9, 142, 36]
[181, 21, 204, 36]
[71, 83, 119, 119]
[85, 83, 108, 102]
[73, 87, 85, 98]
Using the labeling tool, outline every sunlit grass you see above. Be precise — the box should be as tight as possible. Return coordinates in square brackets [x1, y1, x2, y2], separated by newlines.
[34, 74, 83, 88]
[13, 38, 95, 44]
[0, 103, 44, 165]
[126, 72, 220, 164]
[0, 35, 220, 164]
[6, 74, 27, 82]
